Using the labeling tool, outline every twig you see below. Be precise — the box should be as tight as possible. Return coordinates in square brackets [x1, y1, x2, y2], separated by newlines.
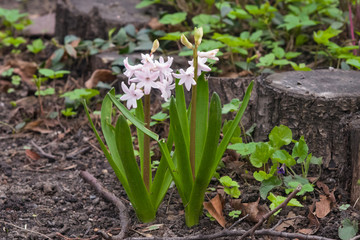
[239, 184, 302, 239]
[80, 170, 129, 240]
[66, 146, 91, 159]
[124, 228, 335, 240]
[0, 219, 51, 239]
[228, 214, 249, 230]
[350, 235, 360, 240]
[270, 216, 306, 230]
[30, 140, 57, 161]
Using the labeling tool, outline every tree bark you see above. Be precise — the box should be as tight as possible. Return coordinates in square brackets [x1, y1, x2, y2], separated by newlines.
[253, 70, 360, 190]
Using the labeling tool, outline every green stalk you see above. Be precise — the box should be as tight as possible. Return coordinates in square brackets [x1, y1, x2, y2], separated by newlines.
[143, 94, 151, 191]
[189, 45, 199, 180]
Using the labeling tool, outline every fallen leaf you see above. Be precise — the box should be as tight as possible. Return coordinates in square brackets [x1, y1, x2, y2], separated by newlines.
[148, 17, 164, 30]
[24, 120, 53, 134]
[315, 194, 331, 218]
[85, 69, 117, 89]
[141, 224, 163, 232]
[0, 80, 12, 93]
[239, 70, 253, 77]
[316, 181, 330, 196]
[306, 203, 320, 234]
[25, 149, 40, 161]
[203, 194, 226, 228]
[275, 211, 296, 232]
[298, 228, 314, 234]
[6, 59, 37, 85]
[231, 198, 269, 223]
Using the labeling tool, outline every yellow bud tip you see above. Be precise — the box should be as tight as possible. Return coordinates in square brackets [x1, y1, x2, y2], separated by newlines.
[151, 39, 160, 54]
[180, 34, 193, 49]
[194, 27, 203, 46]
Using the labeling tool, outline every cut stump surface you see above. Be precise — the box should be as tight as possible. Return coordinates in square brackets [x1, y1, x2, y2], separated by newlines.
[254, 70, 360, 193]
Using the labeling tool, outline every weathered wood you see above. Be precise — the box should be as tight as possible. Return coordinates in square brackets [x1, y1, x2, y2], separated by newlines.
[350, 116, 360, 209]
[55, 0, 152, 41]
[254, 70, 360, 189]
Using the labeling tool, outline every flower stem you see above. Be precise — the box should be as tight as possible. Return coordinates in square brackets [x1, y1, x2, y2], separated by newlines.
[143, 94, 151, 191]
[189, 46, 199, 180]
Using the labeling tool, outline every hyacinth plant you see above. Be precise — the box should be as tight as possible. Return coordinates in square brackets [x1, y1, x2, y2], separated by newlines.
[84, 27, 253, 226]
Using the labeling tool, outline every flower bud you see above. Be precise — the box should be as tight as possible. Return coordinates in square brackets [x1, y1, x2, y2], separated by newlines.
[181, 34, 193, 49]
[151, 39, 160, 54]
[194, 27, 203, 46]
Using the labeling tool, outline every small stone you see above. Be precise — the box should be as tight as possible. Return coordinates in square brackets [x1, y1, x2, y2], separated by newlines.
[101, 169, 108, 175]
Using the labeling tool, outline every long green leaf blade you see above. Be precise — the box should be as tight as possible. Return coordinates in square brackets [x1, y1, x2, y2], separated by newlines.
[108, 91, 159, 141]
[195, 74, 209, 173]
[170, 97, 193, 202]
[215, 81, 254, 166]
[174, 79, 190, 146]
[186, 93, 222, 227]
[115, 114, 155, 222]
[150, 131, 174, 209]
[135, 99, 145, 178]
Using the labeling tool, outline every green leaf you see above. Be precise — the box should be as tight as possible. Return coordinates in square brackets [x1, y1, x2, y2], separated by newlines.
[250, 142, 272, 168]
[65, 44, 77, 58]
[269, 125, 292, 148]
[256, 53, 275, 67]
[338, 219, 358, 240]
[115, 114, 156, 222]
[271, 149, 296, 166]
[314, 27, 342, 45]
[228, 142, 257, 155]
[253, 170, 272, 182]
[135, 0, 159, 8]
[222, 98, 241, 114]
[159, 12, 187, 25]
[61, 88, 99, 101]
[151, 112, 168, 122]
[169, 98, 193, 202]
[339, 204, 350, 211]
[160, 31, 183, 41]
[35, 87, 55, 96]
[268, 192, 303, 215]
[260, 176, 282, 199]
[220, 176, 239, 187]
[292, 136, 308, 163]
[186, 93, 222, 226]
[310, 155, 322, 165]
[108, 92, 159, 141]
[346, 59, 360, 70]
[285, 52, 301, 59]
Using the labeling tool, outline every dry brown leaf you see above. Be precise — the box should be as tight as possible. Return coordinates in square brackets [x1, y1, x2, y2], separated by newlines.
[148, 17, 164, 30]
[231, 198, 269, 223]
[203, 194, 226, 228]
[275, 211, 296, 232]
[0, 80, 12, 93]
[316, 181, 330, 196]
[25, 149, 40, 161]
[298, 228, 314, 234]
[308, 202, 320, 229]
[24, 120, 53, 134]
[239, 70, 253, 77]
[70, 38, 81, 48]
[315, 195, 331, 218]
[6, 59, 37, 85]
[85, 69, 117, 89]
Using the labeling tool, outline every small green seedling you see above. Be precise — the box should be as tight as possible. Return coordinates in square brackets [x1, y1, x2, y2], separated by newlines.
[229, 210, 242, 219]
[219, 176, 241, 198]
[27, 38, 45, 54]
[267, 192, 303, 216]
[61, 108, 77, 117]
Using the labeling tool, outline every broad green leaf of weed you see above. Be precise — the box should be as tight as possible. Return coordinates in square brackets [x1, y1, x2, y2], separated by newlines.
[260, 176, 282, 199]
[338, 219, 358, 240]
[269, 125, 292, 148]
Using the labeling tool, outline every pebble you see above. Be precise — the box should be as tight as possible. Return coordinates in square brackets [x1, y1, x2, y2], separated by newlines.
[101, 169, 108, 175]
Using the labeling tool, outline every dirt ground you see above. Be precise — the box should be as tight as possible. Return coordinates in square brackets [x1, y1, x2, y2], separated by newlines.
[1, 81, 360, 240]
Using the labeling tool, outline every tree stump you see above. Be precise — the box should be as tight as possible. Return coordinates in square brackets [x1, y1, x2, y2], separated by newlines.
[55, 0, 152, 41]
[253, 70, 360, 190]
[349, 115, 360, 208]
